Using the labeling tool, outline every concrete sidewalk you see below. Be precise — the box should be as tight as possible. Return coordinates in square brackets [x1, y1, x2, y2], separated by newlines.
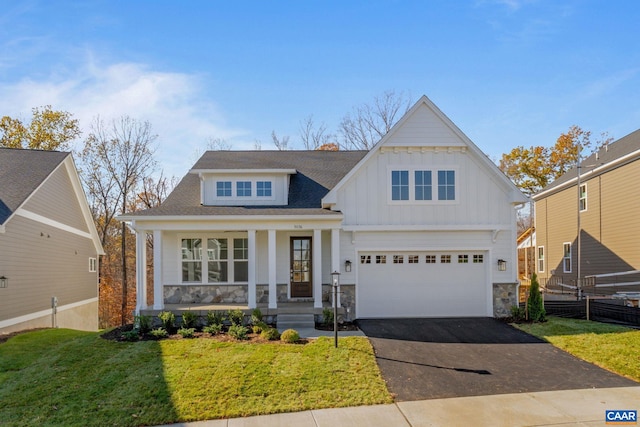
[156, 386, 640, 427]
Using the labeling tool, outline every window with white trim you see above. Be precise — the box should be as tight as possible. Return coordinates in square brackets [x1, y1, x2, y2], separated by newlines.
[207, 238, 228, 282]
[393, 255, 404, 264]
[237, 181, 251, 197]
[438, 170, 455, 200]
[425, 255, 436, 263]
[89, 257, 97, 272]
[537, 246, 545, 273]
[257, 181, 272, 197]
[234, 238, 249, 282]
[376, 255, 387, 264]
[563, 243, 572, 273]
[391, 170, 409, 200]
[360, 255, 371, 264]
[414, 170, 432, 200]
[579, 184, 587, 211]
[182, 238, 202, 282]
[458, 254, 469, 264]
[441, 255, 451, 264]
[408, 255, 419, 264]
[473, 254, 484, 264]
[216, 181, 232, 197]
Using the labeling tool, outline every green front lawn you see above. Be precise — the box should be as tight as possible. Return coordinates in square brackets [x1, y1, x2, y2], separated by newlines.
[514, 317, 640, 382]
[0, 329, 392, 426]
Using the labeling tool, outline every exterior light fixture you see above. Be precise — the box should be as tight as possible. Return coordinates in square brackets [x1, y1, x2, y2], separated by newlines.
[497, 259, 507, 272]
[345, 259, 352, 272]
[0, 276, 7, 288]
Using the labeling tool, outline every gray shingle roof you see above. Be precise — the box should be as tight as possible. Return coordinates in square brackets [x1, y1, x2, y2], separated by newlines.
[127, 150, 368, 217]
[535, 129, 640, 197]
[0, 148, 69, 225]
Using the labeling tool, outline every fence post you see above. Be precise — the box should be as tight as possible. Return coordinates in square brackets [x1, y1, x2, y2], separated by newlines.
[586, 295, 590, 321]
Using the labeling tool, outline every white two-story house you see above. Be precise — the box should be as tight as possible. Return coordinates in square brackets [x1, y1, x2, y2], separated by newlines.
[120, 95, 527, 319]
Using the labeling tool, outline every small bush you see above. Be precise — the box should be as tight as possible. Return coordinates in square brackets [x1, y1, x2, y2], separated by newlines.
[149, 328, 168, 339]
[261, 327, 280, 341]
[203, 324, 223, 335]
[280, 329, 300, 343]
[158, 311, 176, 332]
[251, 308, 263, 324]
[527, 273, 546, 322]
[228, 324, 249, 340]
[252, 321, 266, 334]
[135, 314, 152, 333]
[177, 327, 196, 338]
[181, 311, 199, 329]
[510, 305, 526, 322]
[206, 310, 225, 326]
[228, 309, 245, 326]
[322, 308, 334, 326]
[122, 330, 139, 342]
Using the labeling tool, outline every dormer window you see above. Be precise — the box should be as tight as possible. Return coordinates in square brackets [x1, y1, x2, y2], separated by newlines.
[257, 181, 272, 197]
[237, 181, 251, 197]
[216, 181, 232, 197]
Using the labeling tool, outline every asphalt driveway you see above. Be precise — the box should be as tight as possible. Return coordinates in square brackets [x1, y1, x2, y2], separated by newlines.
[357, 318, 638, 401]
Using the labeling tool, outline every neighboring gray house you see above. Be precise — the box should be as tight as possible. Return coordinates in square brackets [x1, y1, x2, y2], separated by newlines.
[0, 148, 104, 333]
[120, 96, 528, 320]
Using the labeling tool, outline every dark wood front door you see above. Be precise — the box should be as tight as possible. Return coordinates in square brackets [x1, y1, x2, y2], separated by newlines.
[290, 237, 312, 298]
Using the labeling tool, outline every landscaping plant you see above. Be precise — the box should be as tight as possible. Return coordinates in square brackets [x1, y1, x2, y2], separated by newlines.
[181, 311, 199, 329]
[135, 314, 152, 333]
[228, 324, 249, 340]
[228, 308, 244, 326]
[177, 327, 196, 338]
[281, 329, 300, 343]
[149, 328, 169, 339]
[158, 311, 176, 332]
[527, 272, 546, 322]
[322, 307, 334, 326]
[203, 324, 223, 335]
[260, 327, 280, 341]
[206, 310, 225, 326]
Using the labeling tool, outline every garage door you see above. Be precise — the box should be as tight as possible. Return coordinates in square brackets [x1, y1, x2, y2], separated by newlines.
[357, 251, 489, 318]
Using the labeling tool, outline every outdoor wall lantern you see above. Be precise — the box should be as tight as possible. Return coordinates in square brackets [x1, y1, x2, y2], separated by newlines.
[497, 259, 507, 272]
[345, 259, 352, 273]
[0, 276, 7, 288]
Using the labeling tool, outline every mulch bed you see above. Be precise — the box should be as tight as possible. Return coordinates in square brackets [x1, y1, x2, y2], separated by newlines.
[315, 322, 360, 331]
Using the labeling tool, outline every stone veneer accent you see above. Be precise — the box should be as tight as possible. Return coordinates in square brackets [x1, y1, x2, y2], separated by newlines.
[493, 282, 518, 318]
[164, 285, 249, 304]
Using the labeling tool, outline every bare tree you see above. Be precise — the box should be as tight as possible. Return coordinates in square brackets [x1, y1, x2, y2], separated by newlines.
[78, 115, 157, 325]
[338, 90, 412, 150]
[271, 130, 289, 150]
[299, 115, 334, 150]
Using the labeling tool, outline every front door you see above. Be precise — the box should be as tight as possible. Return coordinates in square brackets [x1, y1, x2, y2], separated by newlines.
[290, 237, 312, 298]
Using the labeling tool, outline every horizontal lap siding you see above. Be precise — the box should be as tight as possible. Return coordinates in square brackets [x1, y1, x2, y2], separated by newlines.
[22, 164, 89, 233]
[0, 215, 97, 322]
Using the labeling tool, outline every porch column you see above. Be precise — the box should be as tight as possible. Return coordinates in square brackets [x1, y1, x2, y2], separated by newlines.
[268, 229, 277, 309]
[313, 229, 323, 308]
[248, 229, 257, 309]
[331, 228, 341, 307]
[135, 230, 148, 314]
[153, 230, 164, 310]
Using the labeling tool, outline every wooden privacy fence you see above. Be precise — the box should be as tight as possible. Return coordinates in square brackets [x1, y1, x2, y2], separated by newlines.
[539, 300, 640, 326]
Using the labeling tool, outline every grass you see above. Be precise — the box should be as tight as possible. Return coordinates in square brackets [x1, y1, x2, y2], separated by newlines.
[0, 329, 392, 426]
[514, 316, 640, 382]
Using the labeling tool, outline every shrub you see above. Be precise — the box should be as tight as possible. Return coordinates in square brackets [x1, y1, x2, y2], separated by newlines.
[149, 328, 168, 339]
[510, 305, 526, 322]
[122, 330, 139, 342]
[322, 308, 334, 326]
[203, 324, 223, 335]
[206, 310, 225, 326]
[261, 327, 280, 341]
[177, 327, 196, 338]
[158, 311, 176, 332]
[228, 324, 249, 340]
[280, 329, 300, 343]
[181, 311, 199, 329]
[252, 321, 266, 334]
[135, 314, 152, 333]
[228, 309, 245, 326]
[251, 308, 263, 325]
[527, 273, 546, 322]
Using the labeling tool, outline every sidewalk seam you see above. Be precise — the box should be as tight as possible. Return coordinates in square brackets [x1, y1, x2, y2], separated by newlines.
[395, 402, 413, 427]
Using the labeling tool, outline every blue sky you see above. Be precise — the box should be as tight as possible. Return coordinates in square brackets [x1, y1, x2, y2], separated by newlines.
[1, 0, 639, 178]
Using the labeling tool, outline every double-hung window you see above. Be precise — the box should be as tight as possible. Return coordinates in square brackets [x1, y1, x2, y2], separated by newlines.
[537, 246, 545, 273]
[438, 170, 455, 201]
[233, 238, 249, 282]
[579, 184, 587, 211]
[207, 238, 228, 282]
[216, 181, 232, 197]
[415, 170, 432, 200]
[182, 238, 202, 282]
[391, 170, 409, 200]
[237, 181, 251, 197]
[563, 243, 572, 273]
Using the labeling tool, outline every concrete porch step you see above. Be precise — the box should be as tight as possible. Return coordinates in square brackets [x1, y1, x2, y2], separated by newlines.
[277, 313, 315, 332]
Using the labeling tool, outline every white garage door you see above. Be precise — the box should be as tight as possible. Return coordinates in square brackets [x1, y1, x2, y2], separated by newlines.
[357, 251, 489, 318]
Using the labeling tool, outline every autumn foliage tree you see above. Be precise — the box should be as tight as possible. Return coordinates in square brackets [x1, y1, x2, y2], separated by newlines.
[0, 106, 81, 151]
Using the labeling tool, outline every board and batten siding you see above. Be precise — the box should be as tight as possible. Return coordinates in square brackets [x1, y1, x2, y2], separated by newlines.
[0, 214, 97, 323]
[21, 162, 90, 233]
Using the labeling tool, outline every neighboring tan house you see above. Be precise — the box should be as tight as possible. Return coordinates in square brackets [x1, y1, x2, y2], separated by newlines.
[120, 95, 528, 319]
[533, 129, 640, 297]
[0, 148, 104, 333]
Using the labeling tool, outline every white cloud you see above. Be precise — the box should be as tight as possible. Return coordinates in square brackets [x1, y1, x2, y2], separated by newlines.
[0, 58, 248, 177]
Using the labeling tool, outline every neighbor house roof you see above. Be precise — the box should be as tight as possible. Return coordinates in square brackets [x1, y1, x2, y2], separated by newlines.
[0, 148, 69, 225]
[124, 150, 368, 218]
[533, 128, 640, 200]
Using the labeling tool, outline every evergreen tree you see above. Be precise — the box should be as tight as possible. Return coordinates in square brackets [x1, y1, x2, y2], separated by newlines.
[527, 273, 546, 322]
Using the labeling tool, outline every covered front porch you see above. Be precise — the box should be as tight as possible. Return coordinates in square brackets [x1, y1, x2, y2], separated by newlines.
[131, 217, 352, 316]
